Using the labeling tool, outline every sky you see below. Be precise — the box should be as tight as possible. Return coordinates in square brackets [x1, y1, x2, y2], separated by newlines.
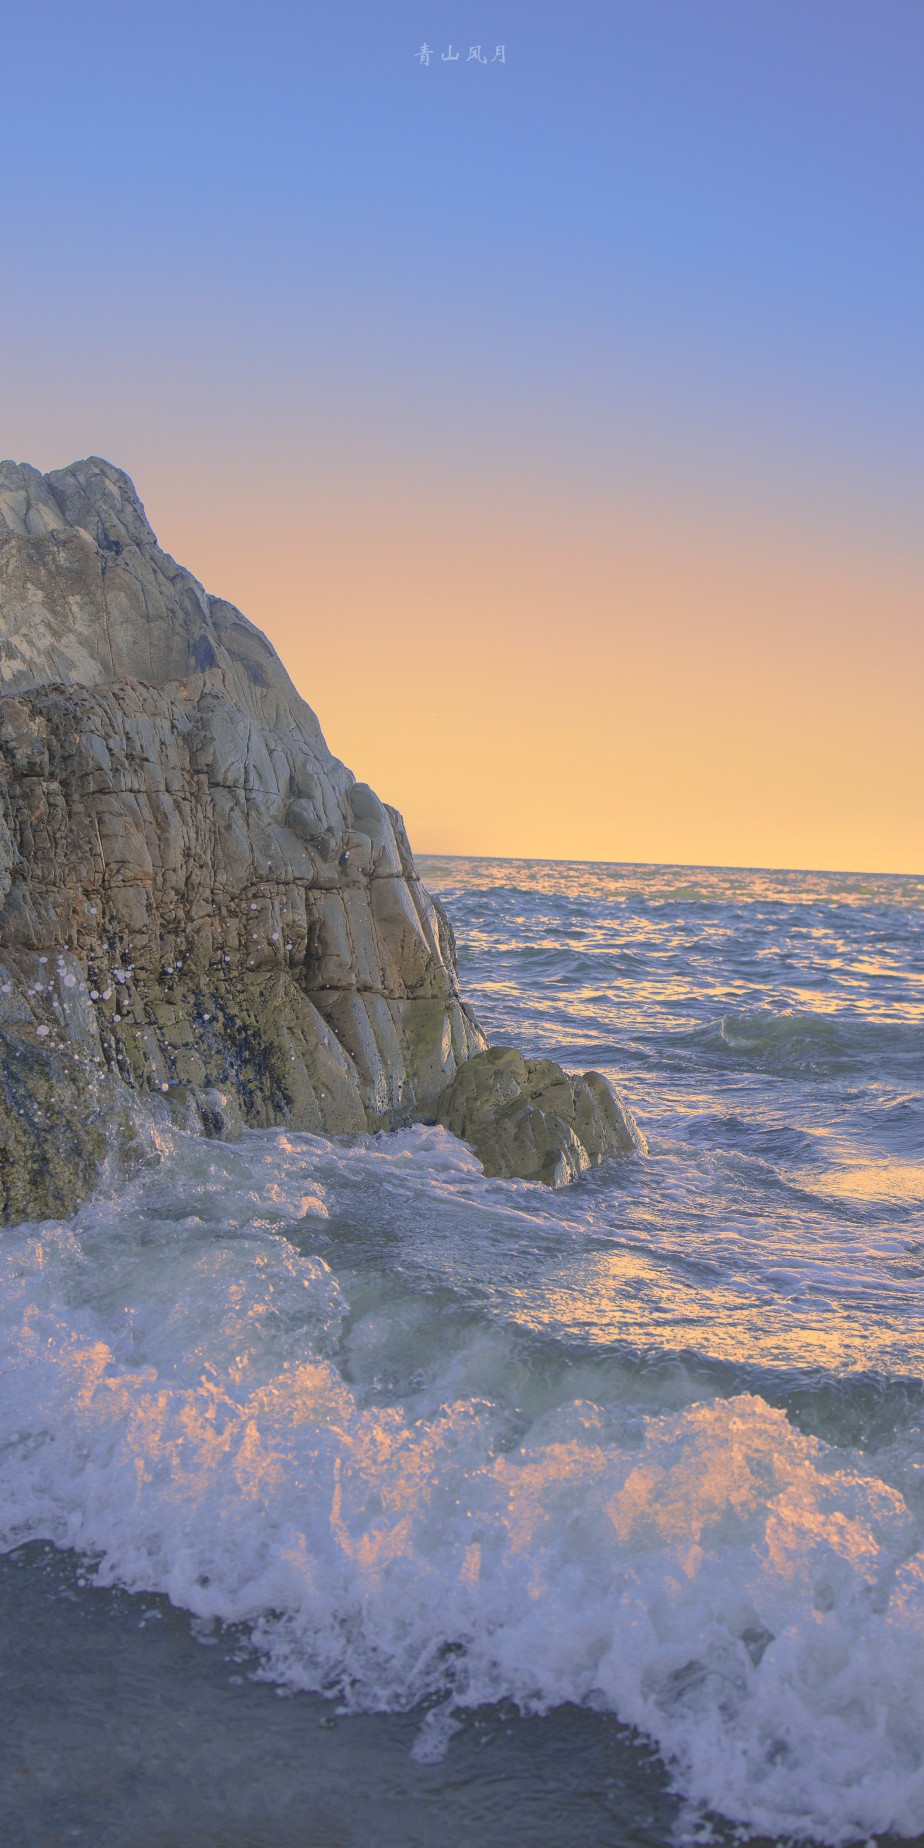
[2, 0, 922, 872]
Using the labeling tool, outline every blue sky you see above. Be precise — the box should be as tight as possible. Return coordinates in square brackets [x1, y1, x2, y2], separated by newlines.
[3, 0, 923, 868]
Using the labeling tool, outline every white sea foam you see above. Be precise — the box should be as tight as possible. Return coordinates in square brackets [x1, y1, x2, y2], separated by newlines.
[1, 1127, 924, 1844]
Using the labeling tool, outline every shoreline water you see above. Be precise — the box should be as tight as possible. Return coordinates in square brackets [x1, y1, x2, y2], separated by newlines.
[2, 856, 923, 1847]
[2, 1545, 696, 1848]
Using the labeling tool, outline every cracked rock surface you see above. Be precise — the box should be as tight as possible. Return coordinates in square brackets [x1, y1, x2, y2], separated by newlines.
[0, 455, 637, 1221]
[0, 455, 487, 1220]
[436, 1047, 639, 1188]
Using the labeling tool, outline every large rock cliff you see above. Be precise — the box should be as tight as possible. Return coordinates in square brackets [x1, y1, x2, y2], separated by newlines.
[0, 456, 637, 1221]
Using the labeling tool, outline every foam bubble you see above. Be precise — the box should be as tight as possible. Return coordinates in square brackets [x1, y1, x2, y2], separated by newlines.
[1, 1133, 923, 1844]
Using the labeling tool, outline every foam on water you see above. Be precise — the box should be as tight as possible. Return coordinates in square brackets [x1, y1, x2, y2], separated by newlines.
[2, 1124, 924, 1846]
[3, 859, 922, 1844]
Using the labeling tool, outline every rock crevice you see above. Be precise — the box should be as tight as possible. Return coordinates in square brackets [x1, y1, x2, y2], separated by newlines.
[0, 456, 637, 1221]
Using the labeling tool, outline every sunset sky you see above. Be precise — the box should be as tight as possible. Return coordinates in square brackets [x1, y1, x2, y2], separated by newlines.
[4, 0, 922, 872]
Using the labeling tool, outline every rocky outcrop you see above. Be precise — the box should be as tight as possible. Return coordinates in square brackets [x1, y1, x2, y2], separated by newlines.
[0, 456, 488, 1219]
[436, 1047, 638, 1187]
[0, 455, 638, 1221]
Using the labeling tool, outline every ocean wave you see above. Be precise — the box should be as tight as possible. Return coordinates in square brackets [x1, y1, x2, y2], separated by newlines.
[2, 1169, 924, 1846]
[703, 1009, 924, 1076]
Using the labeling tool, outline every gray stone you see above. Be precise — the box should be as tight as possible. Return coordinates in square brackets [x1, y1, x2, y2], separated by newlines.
[0, 456, 488, 1220]
[436, 1046, 639, 1187]
[0, 454, 640, 1221]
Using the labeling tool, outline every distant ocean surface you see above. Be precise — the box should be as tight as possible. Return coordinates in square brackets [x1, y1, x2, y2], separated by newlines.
[2, 857, 924, 1848]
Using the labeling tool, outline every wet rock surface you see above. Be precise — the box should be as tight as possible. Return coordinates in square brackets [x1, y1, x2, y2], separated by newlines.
[436, 1046, 638, 1187]
[0, 456, 486, 1220]
[0, 455, 636, 1218]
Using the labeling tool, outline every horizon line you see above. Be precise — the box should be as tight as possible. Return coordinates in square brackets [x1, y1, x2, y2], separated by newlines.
[414, 850, 923, 881]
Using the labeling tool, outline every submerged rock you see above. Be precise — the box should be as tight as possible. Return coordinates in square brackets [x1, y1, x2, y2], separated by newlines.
[436, 1046, 638, 1187]
[0, 455, 638, 1219]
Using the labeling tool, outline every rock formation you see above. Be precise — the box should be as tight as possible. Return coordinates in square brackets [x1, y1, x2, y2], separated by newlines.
[436, 1047, 638, 1187]
[0, 456, 637, 1221]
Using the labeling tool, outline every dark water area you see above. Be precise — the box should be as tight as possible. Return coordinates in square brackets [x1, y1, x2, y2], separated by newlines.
[2, 858, 923, 1846]
[1, 1545, 690, 1848]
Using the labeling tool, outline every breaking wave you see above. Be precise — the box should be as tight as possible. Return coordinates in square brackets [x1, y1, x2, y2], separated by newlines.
[2, 1126, 924, 1845]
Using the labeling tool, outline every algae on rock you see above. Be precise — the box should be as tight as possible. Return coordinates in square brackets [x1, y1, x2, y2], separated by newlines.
[0, 454, 639, 1221]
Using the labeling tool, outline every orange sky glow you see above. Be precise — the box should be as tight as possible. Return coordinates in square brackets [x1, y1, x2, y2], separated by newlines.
[148, 455, 922, 876]
[5, 0, 922, 879]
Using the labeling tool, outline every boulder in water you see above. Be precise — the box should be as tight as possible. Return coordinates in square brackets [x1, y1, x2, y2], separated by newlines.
[436, 1045, 637, 1187]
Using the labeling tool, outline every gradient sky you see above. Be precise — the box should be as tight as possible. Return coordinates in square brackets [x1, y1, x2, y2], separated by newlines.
[3, 0, 922, 871]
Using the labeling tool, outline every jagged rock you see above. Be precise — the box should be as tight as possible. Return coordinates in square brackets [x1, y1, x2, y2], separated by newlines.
[0, 455, 486, 1220]
[0, 454, 640, 1221]
[436, 1045, 638, 1187]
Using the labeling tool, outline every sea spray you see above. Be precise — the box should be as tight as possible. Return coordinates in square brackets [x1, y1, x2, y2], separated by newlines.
[2, 1115, 924, 1844]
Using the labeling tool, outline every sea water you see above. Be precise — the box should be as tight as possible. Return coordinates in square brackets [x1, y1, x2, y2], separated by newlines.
[1, 857, 923, 1848]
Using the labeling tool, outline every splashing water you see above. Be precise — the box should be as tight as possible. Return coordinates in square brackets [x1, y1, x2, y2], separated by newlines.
[2, 857, 924, 1846]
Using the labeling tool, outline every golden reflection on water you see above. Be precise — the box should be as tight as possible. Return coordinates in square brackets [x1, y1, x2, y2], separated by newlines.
[815, 1161, 924, 1204]
[486, 1396, 904, 1596]
[505, 1246, 921, 1375]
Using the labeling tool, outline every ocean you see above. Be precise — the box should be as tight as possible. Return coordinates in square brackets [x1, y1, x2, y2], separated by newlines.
[2, 856, 923, 1848]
